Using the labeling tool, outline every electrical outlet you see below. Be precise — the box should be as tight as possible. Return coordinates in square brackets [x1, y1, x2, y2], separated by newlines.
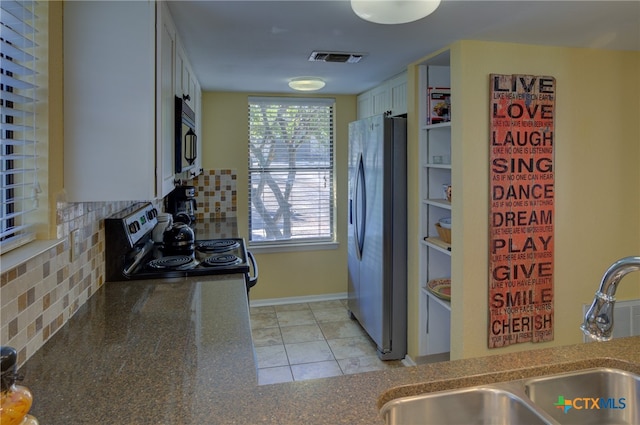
[70, 229, 81, 261]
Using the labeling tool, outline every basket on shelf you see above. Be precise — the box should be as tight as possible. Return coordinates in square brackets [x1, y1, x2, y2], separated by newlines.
[434, 223, 451, 244]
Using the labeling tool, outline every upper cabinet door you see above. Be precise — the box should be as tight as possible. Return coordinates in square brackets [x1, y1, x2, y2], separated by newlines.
[176, 40, 197, 111]
[157, 2, 178, 197]
[388, 73, 408, 116]
[175, 38, 202, 180]
[64, 1, 202, 201]
[356, 71, 407, 119]
[64, 1, 157, 201]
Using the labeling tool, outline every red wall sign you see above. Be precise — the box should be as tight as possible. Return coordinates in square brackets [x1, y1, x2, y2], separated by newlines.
[489, 74, 555, 348]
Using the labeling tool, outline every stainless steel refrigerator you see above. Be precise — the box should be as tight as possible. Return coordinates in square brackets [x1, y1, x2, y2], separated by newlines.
[347, 114, 407, 360]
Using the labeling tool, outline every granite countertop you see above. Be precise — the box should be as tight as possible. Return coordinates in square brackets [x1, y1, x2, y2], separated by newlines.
[19, 275, 640, 424]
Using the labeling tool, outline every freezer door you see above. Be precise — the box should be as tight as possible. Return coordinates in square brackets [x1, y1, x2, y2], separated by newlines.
[348, 119, 363, 320]
[360, 115, 388, 350]
[347, 115, 386, 350]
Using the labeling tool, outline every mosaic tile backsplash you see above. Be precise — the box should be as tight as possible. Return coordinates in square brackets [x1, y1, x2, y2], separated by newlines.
[0, 169, 236, 366]
[192, 169, 237, 220]
[0, 200, 135, 366]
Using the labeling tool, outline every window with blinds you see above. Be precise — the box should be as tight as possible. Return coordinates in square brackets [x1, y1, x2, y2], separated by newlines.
[248, 97, 335, 245]
[1, 1, 41, 252]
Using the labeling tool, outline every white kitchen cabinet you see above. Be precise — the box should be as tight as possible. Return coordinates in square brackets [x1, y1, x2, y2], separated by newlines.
[174, 39, 203, 180]
[157, 2, 178, 196]
[64, 1, 179, 201]
[370, 84, 390, 116]
[176, 40, 198, 111]
[356, 91, 372, 120]
[356, 71, 407, 119]
[388, 72, 408, 116]
[417, 54, 452, 357]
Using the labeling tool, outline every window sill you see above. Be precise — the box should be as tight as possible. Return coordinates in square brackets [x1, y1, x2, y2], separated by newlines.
[248, 241, 339, 254]
[1, 239, 65, 271]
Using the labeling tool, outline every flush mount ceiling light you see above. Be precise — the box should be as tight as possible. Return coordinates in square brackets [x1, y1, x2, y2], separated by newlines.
[351, 0, 441, 25]
[288, 77, 326, 92]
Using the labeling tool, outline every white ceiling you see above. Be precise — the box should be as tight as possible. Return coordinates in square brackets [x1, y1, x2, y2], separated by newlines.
[167, 0, 640, 95]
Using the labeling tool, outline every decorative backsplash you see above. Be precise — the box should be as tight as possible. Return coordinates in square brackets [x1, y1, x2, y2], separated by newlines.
[192, 169, 237, 220]
[0, 200, 136, 366]
[0, 171, 235, 366]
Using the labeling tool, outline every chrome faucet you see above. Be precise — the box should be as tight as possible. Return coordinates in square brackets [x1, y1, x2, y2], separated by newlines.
[581, 256, 640, 341]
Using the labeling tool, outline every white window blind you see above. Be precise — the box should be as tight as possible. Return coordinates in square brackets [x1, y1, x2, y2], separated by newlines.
[0, 0, 41, 252]
[248, 97, 335, 245]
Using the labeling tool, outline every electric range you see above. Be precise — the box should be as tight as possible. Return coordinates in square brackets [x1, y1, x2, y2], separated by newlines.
[105, 203, 257, 290]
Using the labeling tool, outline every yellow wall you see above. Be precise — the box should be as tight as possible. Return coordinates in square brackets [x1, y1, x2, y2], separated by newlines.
[206, 43, 639, 357]
[200, 92, 356, 300]
[406, 40, 640, 360]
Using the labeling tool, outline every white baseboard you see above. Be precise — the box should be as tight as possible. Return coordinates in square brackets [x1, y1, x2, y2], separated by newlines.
[250, 292, 348, 307]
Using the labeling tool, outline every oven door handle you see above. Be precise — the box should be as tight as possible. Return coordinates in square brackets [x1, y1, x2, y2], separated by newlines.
[123, 240, 154, 276]
[246, 251, 258, 289]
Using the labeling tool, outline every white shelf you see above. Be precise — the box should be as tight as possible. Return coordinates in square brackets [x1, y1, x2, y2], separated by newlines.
[424, 198, 451, 209]
[424, 163, 452, 170]
[422, 121, 452, 131]
[418, 59, 452, 357]
[421, 287, 452, 311]
[422, 237, 452, 255]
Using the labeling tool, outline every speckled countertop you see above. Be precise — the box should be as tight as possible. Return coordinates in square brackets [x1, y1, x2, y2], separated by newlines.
[17, 273, 640, 424]
[18, 218, 640, 424]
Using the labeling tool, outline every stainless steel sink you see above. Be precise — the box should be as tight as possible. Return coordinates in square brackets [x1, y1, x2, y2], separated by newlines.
[380, 386, 552, 425]
[525, 368, 639, 425]
[381, 368, 639, 425]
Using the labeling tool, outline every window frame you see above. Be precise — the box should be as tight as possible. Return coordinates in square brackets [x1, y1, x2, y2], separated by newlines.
[247, 96, 337, 250]
[0, 0, 44, 254]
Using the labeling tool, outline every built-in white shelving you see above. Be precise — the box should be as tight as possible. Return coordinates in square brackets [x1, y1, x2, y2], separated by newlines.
[418, 52, 452, 358]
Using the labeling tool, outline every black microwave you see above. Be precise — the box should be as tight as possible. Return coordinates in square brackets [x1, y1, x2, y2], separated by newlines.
[175, 96, 197, 174]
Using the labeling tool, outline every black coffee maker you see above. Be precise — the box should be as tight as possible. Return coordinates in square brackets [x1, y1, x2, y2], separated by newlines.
[166, 185, 197, 224]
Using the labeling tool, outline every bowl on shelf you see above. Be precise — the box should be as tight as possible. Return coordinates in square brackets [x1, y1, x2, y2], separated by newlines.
[434, 223, 451, 243]
[426, 278, 451, 301]
[438, 217, 451, 229]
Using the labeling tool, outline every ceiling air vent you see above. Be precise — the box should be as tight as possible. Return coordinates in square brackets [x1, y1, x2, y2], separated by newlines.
[308, 51, 365, 63]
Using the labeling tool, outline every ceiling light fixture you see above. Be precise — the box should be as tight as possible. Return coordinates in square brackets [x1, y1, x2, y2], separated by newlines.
[351, 0, 441, 25]
[288, 77, 326, 92]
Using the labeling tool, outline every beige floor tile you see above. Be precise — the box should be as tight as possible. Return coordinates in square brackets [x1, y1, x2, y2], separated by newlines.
[312, 307, 352, 323]
[250, 299, 405, 382]
[250, 312, 279, 330]
[327, 336, 377, 360]
[254, 345, 289, 368]
[285, 340, 334, 365]
[308, 300, 344, 311]
[338, 355, 404, 375]
[291, 360, 343, 381]
[275, 303, 310, 312]
[280, 324, 324, 344]
[252, 327, 283, 347]
[318, 320, 367, 340]
[250, 305, 276, 315]
[276, 309, 316, 326]
[258, 366, 293, 385]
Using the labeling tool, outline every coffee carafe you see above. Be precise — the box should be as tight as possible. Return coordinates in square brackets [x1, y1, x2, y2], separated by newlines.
[166, 185, 197, 224]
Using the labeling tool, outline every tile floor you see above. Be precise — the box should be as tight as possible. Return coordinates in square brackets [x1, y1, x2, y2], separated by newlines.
[250, 299, 405, 385]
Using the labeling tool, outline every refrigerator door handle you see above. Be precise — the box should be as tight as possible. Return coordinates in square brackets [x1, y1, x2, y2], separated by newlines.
[354, 154, 366, 259]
